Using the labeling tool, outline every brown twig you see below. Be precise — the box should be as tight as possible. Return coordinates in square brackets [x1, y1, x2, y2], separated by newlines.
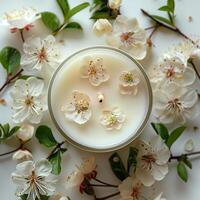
[89, 184, 117, 188]
[169, 151, 200, 161]
[141, 9, 197, 46]
[19, 29, 25, 43]
[0, 143, 23, 157]
[47, 141, 67, 159]
[95, 192, 120, 200]
[0, 69, 24, 94]
[93, 178, 118, 187]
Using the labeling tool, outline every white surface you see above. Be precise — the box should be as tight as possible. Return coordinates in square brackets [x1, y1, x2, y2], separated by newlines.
[0, 0, 200, 199]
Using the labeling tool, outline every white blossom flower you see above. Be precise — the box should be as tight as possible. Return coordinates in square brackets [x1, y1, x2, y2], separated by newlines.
[135, 135, 170, 186]
[151, 53, 196, 87]
[21, 35, 61, 78]
[106, 15, 147, 60]
[66, 157, 96, 188]
[153, 83, 200, 124]
[108, 0, 122, 10]
[119, 70, 140, 95]
[93, 19, 112, 36]
[80, 56, 110, 86]
[0, 7, 39, 31]
[10, 77, 47, 124]
[12, 159, 57, 200]
[100, 107, 126, 130]
[118, 177, 165, 200]
[16, 124, 34, 142]
[61, 91, 92, 125]
[12, 150, 33, 161]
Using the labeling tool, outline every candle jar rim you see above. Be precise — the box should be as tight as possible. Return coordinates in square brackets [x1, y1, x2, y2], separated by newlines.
[48, 46, 153, 153]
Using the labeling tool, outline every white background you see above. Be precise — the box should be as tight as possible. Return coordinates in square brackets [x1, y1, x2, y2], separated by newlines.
[0, 0, 200, 199]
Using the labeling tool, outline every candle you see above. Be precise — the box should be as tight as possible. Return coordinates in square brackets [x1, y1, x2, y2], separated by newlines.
[48, 47, 152, 152]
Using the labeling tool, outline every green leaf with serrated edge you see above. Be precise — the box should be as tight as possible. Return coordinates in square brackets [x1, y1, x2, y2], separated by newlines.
[67, 2, 89, 19]
[41, 12, 61, 32]
[35, 125, 58, 148]
[57, 0, 70, 18]
[0, 47, 21, 74]
[166, 126, 186, 148]
[81, 178, 95, 195]
[127, 147, 138, 173]
[109, 152, 129, 181]
[177, 161, 188, 182]
[151, 123, 169, 141]
[158, 5, 173, 13]
[167, 0, 175, 12]
[151, 15, 174, 26]
[64, 22, 82, 29]
[90, 11, 111, 19]
[48, 150, 62, 175]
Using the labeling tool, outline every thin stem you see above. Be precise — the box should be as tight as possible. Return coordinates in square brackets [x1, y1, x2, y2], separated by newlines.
[89, 184, 117, 188]
[190, 60, 200, 80]
[145, 25, 157, 30]
[148, 25, 159, 40]
[93, 178, 118, 187]
[0, 69, 24, 94]
[141, 9, 197, 45]
[47, 140, 66, 159]
[0, 143, 23, 157]
[19, 29, 25, 42]
[170, 151, 200, 161]
[95, 192, 120, 200]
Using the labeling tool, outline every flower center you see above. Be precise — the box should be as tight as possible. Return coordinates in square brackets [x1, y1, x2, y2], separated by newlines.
[167, 98, 183, 113]
[131, 186, 140, 199]
[141, 154, 156, 170]
[120, 32, 134, 45]
[107, 114, 118, 125]
[25, 96, 34, 106]
[124, 73, 133, 83]
[75, 99, 89, 113]
[38, 47, 47, 62]
[166, 66, 175, 79]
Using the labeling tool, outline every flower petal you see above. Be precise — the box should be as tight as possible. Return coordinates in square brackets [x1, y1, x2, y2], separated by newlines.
[35, 159, 52, 177]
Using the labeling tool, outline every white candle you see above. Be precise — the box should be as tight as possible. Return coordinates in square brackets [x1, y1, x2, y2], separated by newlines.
[49, 47, 152, 152]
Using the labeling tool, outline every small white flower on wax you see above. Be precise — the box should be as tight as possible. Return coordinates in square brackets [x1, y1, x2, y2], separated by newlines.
[10, 77, 47, 124]
[16, 124, 34, 142]
[100, 107, 126, 130]
[153, 83, 200, 124]
[119, 70, 140, 95]
[80, 56, 110, 86]
[61, 91, 92, 125]
[93, 19, 112, 36]
[106, 15, 147, 60]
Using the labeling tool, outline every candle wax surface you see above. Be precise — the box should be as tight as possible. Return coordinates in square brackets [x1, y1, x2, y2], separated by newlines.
[50, 48, 150, 150]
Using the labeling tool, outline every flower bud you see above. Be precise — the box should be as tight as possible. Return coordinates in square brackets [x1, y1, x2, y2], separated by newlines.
[12, 149, 33, 161]
[108, 0, 122, 10]
[16, 124, 34, 142]
[93, 19, 112, 36]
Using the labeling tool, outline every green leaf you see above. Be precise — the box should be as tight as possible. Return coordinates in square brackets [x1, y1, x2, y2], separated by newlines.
[151, 15, 174, 26]
[64, 22, 82, 30]
[57, 0, 70, 18]
[151, 123, 169, 141]
[158, 5, 173, 13]
[167, 0, 175, 12]
[20, 194, 28, 200]
[81, 178, 95, 195]
[127, 147, 138, 173]
[90, 11, 111, 19]
[35, 195, 49, 200]
[41, 12, 61, 32]
[49, 150, 62, 175]
[182, 157, 192, 169]
[60, 147, 67, 154]
[166, 126, 186, 148]
[109, 153, 129, 181]
[35, 125, 58, 148]
[67, 2, 90, 19]
[0, 124, 20, 141]
[0, 47, 21, 74]
[177, 161, 188, 182]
